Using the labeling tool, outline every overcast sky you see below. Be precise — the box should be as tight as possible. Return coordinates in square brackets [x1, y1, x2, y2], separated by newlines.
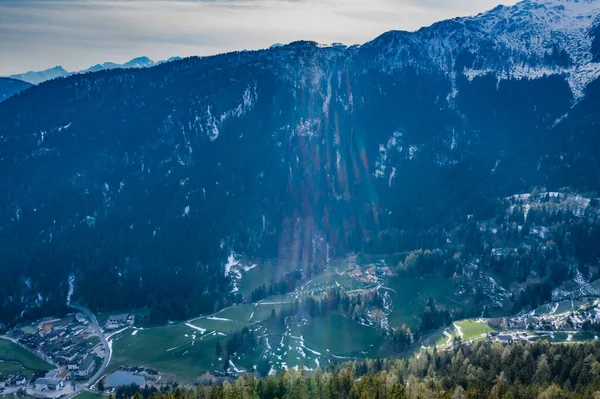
[0, 0, 520, 76]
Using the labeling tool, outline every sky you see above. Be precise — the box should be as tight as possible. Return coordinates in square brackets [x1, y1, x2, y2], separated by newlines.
[0, 0, 520, 76]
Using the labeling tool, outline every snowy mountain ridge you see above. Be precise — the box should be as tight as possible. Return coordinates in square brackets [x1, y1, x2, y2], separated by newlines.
[363, 0, 600, 98]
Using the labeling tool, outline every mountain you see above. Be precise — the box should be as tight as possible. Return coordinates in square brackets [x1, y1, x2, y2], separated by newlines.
[0, 77, 32, 102]
[1, 0, 600, 323]
[8, 66, 69, 85]
[80, 56, 157, 74]
[367, 0, 600, 97]
[6, 56, 175, 85]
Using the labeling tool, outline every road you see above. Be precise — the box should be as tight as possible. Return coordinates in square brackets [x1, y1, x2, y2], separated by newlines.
[64, 303, 111, 399]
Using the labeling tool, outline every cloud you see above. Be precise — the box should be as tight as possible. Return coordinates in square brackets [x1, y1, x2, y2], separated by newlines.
[0, 0, 519, 75]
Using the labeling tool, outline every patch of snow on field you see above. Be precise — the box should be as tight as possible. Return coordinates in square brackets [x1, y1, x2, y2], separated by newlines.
[207, 317, 232, 322]
[229, 360, 245, 373]
[443, 330, 452, 345]
[302, 343, 321, 356]
[167, 344, 184, 352]
[185, 323, 207, 333]
[454, 322, 463, 338]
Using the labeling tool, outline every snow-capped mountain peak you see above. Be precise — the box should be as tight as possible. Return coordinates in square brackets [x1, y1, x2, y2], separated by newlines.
[365, 0, 600, 98]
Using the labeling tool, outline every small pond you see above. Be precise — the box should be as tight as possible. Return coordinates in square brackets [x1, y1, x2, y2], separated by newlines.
[105, 371, 145, 388]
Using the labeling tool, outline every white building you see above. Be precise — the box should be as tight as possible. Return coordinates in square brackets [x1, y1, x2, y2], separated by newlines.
[34, 378, 64, 391]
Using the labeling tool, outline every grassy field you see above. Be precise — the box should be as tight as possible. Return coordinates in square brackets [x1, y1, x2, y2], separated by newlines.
[253, 302, 294, 322]
[74, 391, 104, 399]
[212, 305, 254, 322]
[189, 317, 251, 334]
[104, 258, 482, 378]
[455, 319, 496, 341]
[431, 327, 458, 349]
[0, 338, 52, 375]
[237, 259, 300, 298]
[537, 332, 597, 343]
[301, 266, 366, 295]
[301, 314, 380, 356]
[0, 361, 33, 378]
[386, 276, 464, 330]
[109, 325, 221, 380]
[413, 319, 496, 357]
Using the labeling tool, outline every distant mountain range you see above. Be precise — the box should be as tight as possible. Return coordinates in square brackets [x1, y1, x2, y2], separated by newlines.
[5, 56, 181, 85]
[6, 66, 69, 86]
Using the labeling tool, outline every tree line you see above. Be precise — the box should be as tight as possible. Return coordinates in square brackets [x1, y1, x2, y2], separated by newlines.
[107, 340, 600, 399]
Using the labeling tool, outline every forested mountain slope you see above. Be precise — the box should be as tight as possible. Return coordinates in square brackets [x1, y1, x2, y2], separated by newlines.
[1, 0, 600, 323]
[0, 77, 32, 102]
[111, 341, 600, 399]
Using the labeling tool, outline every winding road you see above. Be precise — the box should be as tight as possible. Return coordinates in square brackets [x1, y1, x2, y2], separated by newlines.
[64, 303, 112, 399]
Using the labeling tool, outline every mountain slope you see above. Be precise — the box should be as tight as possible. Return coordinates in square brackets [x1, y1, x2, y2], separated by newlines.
[0, 77, 32, 102]
[0, 0, 599, 323]
[363, 0, 600, 97]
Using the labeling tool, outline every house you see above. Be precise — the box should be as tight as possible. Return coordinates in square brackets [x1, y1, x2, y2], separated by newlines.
[350, 269, 363, 279]
[75, 313, 88, 324]
[10, 375, 27, 387]
[106, 314, 131, 329]
[34, 378, 64, 391]
[77, 356, 96, 377]
[497, 335, 513, 344]
[108, 314, 129, 324]
[366, 267, 377, 275]
[46, 331, 59, 342]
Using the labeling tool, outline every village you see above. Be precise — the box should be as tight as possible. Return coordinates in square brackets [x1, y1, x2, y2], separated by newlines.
[0, 312, 134, 398]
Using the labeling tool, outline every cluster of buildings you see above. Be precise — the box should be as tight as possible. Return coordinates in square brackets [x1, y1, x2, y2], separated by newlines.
[349, 267, 379, 283]
[347, 258, 394, 284]
[0, 314, 103, 395]
[14, 315, 100, 378]
[486, 331, 530, 344]
[0, 375, 28, 390]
